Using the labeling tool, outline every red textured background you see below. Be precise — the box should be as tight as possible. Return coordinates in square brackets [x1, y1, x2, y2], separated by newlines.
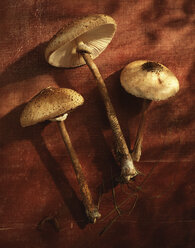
[0, 0, 194, 247]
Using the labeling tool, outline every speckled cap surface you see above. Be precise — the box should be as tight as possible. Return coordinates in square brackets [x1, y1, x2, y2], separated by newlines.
[45, 14, 116, 68]
[120, 60, 179, 101]
[20, 87, 84, 127]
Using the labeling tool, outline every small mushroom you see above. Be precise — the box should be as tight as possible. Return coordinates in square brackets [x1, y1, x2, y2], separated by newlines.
[120, 60, 180, 161]
[45, 14, 138, 182]
[20, 87, 101, 223]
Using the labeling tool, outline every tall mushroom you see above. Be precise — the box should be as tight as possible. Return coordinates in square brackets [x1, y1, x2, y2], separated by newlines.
[20, 87, 101, 223]
[120, 60, 180, 161]
[45, 14, 138, 182]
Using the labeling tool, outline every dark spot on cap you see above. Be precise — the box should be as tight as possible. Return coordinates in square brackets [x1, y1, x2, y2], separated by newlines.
[142, 62, 163, 73]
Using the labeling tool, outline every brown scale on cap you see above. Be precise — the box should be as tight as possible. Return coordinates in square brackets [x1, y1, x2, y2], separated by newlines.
[142, 61, 163, 73]
[20, 87, 84, 127]
[120, 60, 179, 101]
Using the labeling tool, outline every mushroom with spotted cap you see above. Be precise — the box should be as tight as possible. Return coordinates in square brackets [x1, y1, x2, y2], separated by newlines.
[120, 60, 179, 161]
[20, 87, 101, 223]
[45, 14, 138, 183]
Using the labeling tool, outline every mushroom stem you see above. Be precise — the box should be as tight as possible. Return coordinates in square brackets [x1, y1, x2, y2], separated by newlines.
[80, 52, 138, 182]
[132, 99, 151, 161]
[58, 120, 101, 223]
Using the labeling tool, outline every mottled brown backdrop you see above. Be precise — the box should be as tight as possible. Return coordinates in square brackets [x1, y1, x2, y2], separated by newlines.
[0, 0, 194, 247]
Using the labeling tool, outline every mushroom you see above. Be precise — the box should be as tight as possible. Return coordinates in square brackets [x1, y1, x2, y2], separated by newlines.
[45, 14, 138, 182]
[20, 87, 101, 223]
[120, 60, 180, 161]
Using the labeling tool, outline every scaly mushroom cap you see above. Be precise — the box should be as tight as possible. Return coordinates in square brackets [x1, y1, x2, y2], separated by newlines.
[120, 60, 179, 101]
[45, 14, 116, 68]
[20, 87, 84, 127]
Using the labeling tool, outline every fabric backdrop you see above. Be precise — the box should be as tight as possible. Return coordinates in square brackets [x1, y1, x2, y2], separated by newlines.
[0, 0, 194, 247]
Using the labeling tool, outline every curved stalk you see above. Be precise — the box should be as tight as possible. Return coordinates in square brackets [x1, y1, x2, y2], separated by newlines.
[58, 121, 101, 223]
[132, 99, 151, 161]
[78, 50, 138, 182]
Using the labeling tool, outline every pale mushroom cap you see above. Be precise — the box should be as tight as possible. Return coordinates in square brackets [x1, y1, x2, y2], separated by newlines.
[45, 14, 116, 68]
[20, 87, 84, 127]
[120, 60, 179, 101]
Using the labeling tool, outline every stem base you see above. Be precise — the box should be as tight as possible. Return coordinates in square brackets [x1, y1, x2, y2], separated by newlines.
[86, 208, 101, 224]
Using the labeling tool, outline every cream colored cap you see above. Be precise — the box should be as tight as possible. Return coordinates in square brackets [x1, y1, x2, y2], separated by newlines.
[45, 14, 116, 68]
[20, 87, 84, 127]
[120, 60, 179, 101]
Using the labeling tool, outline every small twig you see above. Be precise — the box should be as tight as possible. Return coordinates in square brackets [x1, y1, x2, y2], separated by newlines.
[128, 194, 138, 215]
[112, 186, 121, 215]
[99, 214, 120, 236]
[111, 166, 121, 216]
[99, 163, 157, 238]
[97, 184, 103, 210]
[138, 163, 156, 189]
[37, 215, 60, 232]
[100, 194, 136, 222]
[99, 162, 157, 238]
[101, 164, 156, 222]
[99, 194, 138, 236]
[127, 181, 144, 193]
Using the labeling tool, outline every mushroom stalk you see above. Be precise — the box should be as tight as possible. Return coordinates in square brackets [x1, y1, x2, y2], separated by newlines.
[80, 51, 138, 182]
[58, 120, 101, 223]
[132, 99, 151, 161]
[120, 60, 180, 162]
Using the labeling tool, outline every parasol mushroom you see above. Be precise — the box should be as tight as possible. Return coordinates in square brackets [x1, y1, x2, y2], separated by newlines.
[120, 60, 180, 161]
[20, 87, 101, 223]
[45, 14, 138, 182]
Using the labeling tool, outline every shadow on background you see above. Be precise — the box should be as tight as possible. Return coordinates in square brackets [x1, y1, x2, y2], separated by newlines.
[0, 104, 87, 229]
[0, 42, 49, 89]
[141, 0, 194, 29]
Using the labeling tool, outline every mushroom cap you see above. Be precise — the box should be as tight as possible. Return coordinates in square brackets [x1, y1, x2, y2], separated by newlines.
[45, 14, 116, 68]
[120, 60, 179, 101]
[20, 87, 84, 127]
